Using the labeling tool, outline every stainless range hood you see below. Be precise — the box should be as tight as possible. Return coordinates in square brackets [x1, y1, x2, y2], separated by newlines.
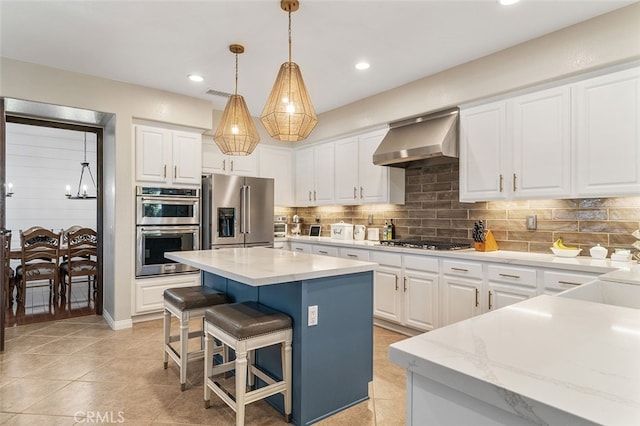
[373, 107, 459, 167]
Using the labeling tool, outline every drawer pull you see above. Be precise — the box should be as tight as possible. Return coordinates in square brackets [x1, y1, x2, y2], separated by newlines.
[319, 250, 328, 254]
[499, 273, 521, 279]
[488, 290, 493, 310]
[558, 280, 581, 286]
[451, 267, 469, 272]
[347, 254, 357, 258]
[475, 288, 479, 307]
[295, 247, 304, 251]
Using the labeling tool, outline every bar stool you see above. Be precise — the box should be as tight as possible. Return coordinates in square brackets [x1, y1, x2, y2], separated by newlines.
[163, 286, 229, 390]
[204, 301, 292, 425]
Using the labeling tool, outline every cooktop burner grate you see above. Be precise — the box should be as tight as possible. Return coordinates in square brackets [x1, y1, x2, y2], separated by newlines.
[379, 239, 472, 250]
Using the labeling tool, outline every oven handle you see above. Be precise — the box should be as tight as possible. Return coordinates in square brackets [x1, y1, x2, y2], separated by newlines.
[138, 226, 200, 235]
[139, 196, 199, 205]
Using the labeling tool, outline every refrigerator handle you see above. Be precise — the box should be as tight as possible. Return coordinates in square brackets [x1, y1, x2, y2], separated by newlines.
[240, 184, 246, 234]
[246, 185, 251, 234]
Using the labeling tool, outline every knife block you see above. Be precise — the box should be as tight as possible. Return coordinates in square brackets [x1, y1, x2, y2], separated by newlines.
[474, 230, 498, 252]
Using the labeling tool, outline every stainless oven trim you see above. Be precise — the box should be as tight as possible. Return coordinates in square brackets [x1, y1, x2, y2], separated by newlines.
[136, 225, 200, 277]
[136, 195, 200, 226]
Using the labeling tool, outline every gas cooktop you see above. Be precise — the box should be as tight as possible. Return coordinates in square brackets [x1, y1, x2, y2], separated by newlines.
[379, 239, 472, 251]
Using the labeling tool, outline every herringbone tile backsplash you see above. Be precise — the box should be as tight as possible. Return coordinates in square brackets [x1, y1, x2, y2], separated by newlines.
[276, 158, 640, 255]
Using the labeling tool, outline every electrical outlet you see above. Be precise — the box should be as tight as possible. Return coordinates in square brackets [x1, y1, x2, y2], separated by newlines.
[308, 305, 318, 326]
[368, 214, 374, 225]
[526, 215, 537, 230]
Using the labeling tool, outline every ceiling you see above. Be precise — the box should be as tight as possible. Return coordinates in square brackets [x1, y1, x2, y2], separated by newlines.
[1, 0, 636, 117]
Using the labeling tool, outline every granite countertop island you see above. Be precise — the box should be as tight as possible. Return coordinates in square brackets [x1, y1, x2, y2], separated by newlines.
[389, 265, 640, 426]
[166, 247, 377, 426]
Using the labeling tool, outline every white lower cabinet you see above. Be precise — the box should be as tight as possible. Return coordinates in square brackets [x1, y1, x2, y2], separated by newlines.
[372, 252, 403, 324]
[403, 256, 439, 331]
[441, 259, 483, 326]
[372, 252, 439, 332]
[133, 273, 200, 315]
[540, 269, 600, 295]
[486, 264, 537, 311]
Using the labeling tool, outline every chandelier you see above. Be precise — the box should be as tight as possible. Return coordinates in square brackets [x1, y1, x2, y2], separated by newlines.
[65, 132, 96, 199]
[260, 0, 317, 142]
[214, 44, 261, 155]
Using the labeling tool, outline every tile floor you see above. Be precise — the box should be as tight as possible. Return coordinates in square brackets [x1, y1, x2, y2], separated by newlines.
[0, 315, 407, 425]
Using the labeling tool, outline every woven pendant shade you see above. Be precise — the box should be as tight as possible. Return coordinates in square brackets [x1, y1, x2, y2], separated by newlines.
[260, 62, 317, 142]
[214, 94, 260, 155]
[214, 44, 260, 155]
[260, 0, 317, 142]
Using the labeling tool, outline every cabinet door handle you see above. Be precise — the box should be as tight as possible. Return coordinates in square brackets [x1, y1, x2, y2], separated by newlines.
[451, 267, 469, 272]
[314, 190, 317, 201]
[499, 174, 504, 192]
[231, 160, 234, 172]
[558, 280, 581, 286]
[488, 290, 493, 310]
[163, 164, 167, 178]
[308, 191, 312, 201]
[223, 159, 226, 171]
[353, 187, 357, 199]
[475, 288, 479, 307]
[513, 173, 517, 192]
[360, 186, 364, 199]
[498, 273, 521, 279]
[403, 276, 407, 292]
[395, 275, 399, 291]
[174, 165, 177, 179]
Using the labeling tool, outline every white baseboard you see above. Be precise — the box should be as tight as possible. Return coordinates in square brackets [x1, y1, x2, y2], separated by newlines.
[102, 309, 133, 330]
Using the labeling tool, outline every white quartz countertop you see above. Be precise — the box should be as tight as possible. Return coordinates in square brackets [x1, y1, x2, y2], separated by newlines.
[285, 236, 632, 274]
[389, 295, 640, 425]
[165, 247, 377, 286]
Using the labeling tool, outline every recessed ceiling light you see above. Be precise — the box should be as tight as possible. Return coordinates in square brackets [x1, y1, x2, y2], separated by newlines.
[499, 0, 520, 5]
[355, 62, 370, 71]
[188, 74, 204, 82]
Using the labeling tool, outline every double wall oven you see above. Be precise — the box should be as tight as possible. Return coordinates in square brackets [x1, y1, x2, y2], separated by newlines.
[135, 187, 200, 277]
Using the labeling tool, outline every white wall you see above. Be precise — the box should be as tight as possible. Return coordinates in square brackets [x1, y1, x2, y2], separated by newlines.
[6, 123, 98, 248]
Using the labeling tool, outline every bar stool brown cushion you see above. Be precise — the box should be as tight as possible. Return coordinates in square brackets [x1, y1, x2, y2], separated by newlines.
[164, 286, 229, 310]
[205, 301, 292, 340]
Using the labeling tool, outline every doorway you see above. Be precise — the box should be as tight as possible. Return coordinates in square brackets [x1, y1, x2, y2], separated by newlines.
[1, 99, 107, 345]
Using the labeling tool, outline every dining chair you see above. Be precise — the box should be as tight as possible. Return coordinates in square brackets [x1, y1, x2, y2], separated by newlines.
[15, 227, 62, 305]
[3, 230, 16, 308]
[59, 227, 97, 304]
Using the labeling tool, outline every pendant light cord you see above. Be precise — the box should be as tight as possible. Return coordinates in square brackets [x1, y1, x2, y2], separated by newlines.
[234, 52, 239, 96]
[288, 11, 292, 63]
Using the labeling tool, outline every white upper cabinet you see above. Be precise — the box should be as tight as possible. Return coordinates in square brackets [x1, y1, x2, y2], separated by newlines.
[461, 65, 640, 202]
[202, 137, 259, 177]
[294, 144, 334, 206]
[334, 129, 405, 205]
[259, 145, 294, 206]
[135, 125, 202, 186]
[510, 86, 572, 199]
[460, 86, 571, 202]
[459, 101, 507, 201]
[573, 66, 640, 197]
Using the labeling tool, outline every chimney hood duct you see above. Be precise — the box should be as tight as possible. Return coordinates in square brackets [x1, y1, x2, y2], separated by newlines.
[373, 107, 459, 167]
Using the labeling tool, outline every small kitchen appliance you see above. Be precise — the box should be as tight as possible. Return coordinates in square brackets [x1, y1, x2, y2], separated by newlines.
[291, 214, 302, 236]
[274, 216, 288, 237]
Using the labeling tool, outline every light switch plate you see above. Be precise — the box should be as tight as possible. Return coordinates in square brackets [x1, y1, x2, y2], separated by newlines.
[526, 215, 537, 230]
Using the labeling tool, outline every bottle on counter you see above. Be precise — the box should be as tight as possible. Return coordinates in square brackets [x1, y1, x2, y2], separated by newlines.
[383, 220, 388, 240]
[389, 218, 396, 239]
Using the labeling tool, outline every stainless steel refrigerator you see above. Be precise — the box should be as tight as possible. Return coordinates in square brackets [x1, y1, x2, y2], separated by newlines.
[201, 173, 274, 249]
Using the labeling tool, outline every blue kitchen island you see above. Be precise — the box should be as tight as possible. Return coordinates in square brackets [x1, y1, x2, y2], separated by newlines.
[165, 247, 377, 425]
